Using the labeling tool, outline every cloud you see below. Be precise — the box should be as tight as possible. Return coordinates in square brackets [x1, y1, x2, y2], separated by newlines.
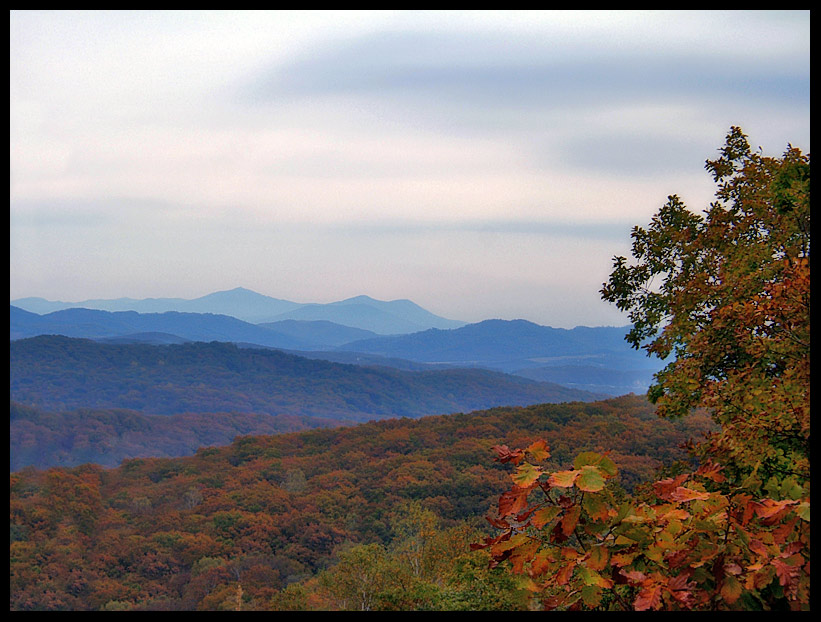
[246, 26, 809, 111]
[9, 11, 810, 326]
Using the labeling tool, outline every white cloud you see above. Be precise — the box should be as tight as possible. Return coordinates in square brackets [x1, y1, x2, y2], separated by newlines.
[9, 10, 810, 327]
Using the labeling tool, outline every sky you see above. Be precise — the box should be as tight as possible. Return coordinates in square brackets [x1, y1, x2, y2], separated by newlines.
[9, 10, 810, 328]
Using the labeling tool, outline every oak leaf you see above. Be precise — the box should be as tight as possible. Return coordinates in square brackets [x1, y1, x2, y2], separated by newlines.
[634, 583, 664, 611]
[575, 465, 606, 492]
[548, 470, 579, 488]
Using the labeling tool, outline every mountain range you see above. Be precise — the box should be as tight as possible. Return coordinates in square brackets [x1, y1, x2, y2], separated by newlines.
[10, 287, 465, 334]
[10, 288, 666, 397]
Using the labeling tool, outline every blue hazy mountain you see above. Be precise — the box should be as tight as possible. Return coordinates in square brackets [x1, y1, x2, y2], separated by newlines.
[11, 306, 666, 396]
[265, 295, 464, 334]
[10, 287, 299, 323]
[10, 288, 464, 334]
[338, 319, 651, 365]
[338, 318, 667, 396]
[258, 319, 379, 347]
[10, 306, 315, 350]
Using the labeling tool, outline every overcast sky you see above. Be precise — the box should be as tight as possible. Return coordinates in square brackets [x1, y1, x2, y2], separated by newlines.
[10, 10, 810, 327]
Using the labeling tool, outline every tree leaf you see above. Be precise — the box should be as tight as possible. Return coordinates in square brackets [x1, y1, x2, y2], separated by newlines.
[526, 440, 550, 462]
[576, 465, 606, 492]
[560, 505, 582, 537]
[531, 505, 562, 529]
[511, 462, 543, 488]
[634, 583, 664, 611]
[548, 469, 579, 488]
[669, 486, 711, 502]
[498, 486, 530, 518]
[586, 545, 609, 572]
[574, 451, 617, 477]
[580, 585, 602, 608]
[492, 445, 524, 464]
[720, 574, 742, 604]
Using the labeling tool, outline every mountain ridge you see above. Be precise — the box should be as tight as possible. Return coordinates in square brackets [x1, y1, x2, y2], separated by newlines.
[10, 335, 606, 423]
[10, 288, 465, 334]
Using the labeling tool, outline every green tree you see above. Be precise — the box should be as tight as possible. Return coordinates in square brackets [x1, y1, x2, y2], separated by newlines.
[600, 125, 810, 484]
[317, 543, 389, 611]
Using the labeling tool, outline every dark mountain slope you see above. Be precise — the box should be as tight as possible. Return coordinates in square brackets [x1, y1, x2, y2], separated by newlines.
[9, 336, 604, 422]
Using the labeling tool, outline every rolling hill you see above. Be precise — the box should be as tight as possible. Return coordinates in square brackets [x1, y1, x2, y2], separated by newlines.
[10, 394, 715, 610]
[9, 335, 605, 423]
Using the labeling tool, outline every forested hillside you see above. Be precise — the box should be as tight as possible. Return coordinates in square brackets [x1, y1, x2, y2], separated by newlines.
[10, 401, 347, 471]
[10, 394, 714, 611]
[10, 336, 602, 423]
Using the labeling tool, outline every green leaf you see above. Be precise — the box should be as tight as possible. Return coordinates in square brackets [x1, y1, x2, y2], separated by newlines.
[580, 585, 602, 608]
[511, 462, 543, 488]
[720, 575, 743, 605]
[576, 465, 606, 492]
[574, 452, 617, 477]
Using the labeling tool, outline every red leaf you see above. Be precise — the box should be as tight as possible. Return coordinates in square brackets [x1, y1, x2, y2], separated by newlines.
[498, 486, 531, 518]
[653, 473, 690, 499]
[773, 558, 800, 589]
[492, 445, 525, 464]
[634, 583, 664, 611]
[619, 569, 647, 584]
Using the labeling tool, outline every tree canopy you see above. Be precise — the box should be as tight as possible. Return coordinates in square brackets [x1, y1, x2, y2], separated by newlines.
[600, 125, 810, 483]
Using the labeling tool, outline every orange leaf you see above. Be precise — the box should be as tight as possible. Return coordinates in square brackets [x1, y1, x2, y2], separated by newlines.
[509, 538, 541, 574]
[556, 561, 575, 585]
[752, 498, 797, 519]
[669, 486, 711, 502]
[653, 474, 690, 499]
[526, 440, 550, 462]
[560, 505, 582, 536]
[549, 469, 579, 488]
[586, 545, 609, 572]
[531, 505, 562, 529]
[720, 575, 743, 604]
[696, 460, 726, 483]
[528, 550, 555, 577]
